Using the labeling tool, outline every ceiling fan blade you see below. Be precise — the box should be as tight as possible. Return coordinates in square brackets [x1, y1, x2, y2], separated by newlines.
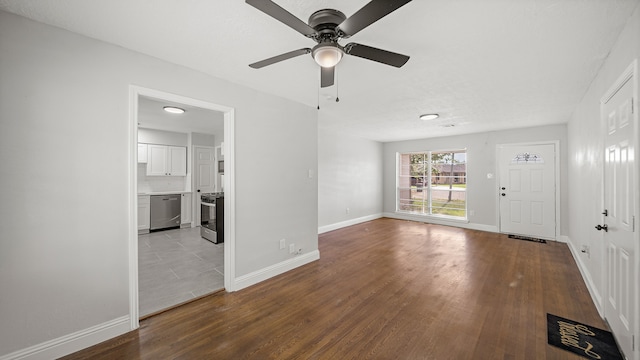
[344, 43, 409, 68]
[337, 0, 412, 38]
[246, 0, 316, 37]
[249, 48, 311, 69]
[321, 66, 335, 88]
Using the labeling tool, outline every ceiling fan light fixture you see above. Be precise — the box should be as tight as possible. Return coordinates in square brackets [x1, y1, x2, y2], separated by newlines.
[419, 113, 439, 121]
[163, 106, 185, 114]
[312, 44, 344, 68]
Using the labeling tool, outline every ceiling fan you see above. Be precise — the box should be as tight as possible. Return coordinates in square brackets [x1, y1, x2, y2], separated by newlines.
[246, 0, 412, 88]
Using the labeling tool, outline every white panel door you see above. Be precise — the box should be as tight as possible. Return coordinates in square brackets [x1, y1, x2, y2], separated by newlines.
[498, 143, 556, 239]
[195, 146, 216, 193]
[194, 146, 216, 226]
[602, 75, 636, 359]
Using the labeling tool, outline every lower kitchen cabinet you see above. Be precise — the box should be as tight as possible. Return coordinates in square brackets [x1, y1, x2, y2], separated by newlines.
[181, 193, 192, 226]
[138, 195, 151, 233]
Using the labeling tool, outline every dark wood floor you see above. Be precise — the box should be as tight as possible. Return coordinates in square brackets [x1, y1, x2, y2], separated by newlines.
[61, 218, 604, 359]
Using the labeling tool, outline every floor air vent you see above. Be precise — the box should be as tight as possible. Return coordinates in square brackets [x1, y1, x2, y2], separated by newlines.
[508, 234, 547, 243]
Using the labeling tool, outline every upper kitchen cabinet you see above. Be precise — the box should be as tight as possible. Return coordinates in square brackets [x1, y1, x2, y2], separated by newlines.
[168, 146, 187, 176]
[147, 144, 187, 176]
[138, 143, 148, 163]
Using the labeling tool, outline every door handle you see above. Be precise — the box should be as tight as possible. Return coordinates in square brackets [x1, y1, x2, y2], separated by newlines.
[501, 193, 506, 196]
[501, 187, 506, 190]
[595, 224, 608, 232]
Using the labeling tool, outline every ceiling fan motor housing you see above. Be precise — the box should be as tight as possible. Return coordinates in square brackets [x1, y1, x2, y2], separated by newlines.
[308, 9, 346, 39]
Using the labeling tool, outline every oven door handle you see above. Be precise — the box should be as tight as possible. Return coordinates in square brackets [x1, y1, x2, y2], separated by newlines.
[201, 202, 215, 207]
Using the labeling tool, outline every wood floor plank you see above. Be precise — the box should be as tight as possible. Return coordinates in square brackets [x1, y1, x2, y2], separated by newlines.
[60, 218, 605, 359]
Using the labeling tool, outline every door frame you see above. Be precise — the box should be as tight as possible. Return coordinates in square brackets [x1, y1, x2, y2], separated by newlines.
[128, 85, 236, 330]
[599, 58, 639, 360]
[496, 141, 560, 240]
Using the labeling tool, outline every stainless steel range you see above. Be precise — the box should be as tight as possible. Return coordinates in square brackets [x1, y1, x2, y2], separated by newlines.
[201, 192, 224, 244]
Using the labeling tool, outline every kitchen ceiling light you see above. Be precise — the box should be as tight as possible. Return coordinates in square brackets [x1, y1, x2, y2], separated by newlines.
[419, 113, 439, 121]
[312, 43, 344, 68]
[163, 106, 185, 114]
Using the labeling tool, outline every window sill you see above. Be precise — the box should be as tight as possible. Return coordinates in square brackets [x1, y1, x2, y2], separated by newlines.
[394, 211, 469, 224]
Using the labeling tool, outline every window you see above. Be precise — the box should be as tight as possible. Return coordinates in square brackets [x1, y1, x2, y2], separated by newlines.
[397, 150, 467, 219]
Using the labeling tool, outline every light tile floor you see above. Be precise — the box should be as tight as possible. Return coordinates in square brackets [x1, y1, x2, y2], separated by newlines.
[138, 227, 224, 317]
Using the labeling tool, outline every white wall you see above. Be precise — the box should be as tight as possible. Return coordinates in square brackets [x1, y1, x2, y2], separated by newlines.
[0, 11, 317, 358]
[192, 132, 216, 147]
[138, 128, 188, 146]
[567, 5, 640, 314]
[318, 127, 383, 232]
[382, 125, 568, 234]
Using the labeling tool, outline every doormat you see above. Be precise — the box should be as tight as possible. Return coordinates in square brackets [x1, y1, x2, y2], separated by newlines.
[547, 313, 624, 360]
[508, 234, 546, 243]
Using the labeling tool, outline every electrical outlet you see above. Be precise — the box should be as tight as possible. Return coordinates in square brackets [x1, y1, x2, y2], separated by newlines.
[346, 207, 350, 214]
[279, 239, 286, 250]
[469, 210, 475, 216]
[289, 243, 295, 254]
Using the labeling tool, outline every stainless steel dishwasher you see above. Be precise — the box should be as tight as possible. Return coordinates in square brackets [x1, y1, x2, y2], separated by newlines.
[150, 194, 181, 231]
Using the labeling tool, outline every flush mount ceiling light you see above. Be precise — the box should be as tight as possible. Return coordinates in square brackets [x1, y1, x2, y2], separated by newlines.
[312, 43, 344, 68]
[163, 106, 185, 114]
[419, 113, 439, 121]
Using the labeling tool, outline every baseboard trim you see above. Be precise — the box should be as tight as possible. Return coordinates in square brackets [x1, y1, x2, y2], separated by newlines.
[565, 237, 604, 317]
[0, 316, 130, 360]
[318, 214, 383, 234]
[234, 250, 320, 291]
[382, 212, 499, 233]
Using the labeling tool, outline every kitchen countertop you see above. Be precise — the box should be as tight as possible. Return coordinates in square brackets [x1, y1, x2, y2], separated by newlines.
[137, 191, 191, 196]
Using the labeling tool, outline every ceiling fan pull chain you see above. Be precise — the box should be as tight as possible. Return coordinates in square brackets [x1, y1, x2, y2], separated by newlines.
[335, 66, 340, 102]
[317, 71, 320, 110]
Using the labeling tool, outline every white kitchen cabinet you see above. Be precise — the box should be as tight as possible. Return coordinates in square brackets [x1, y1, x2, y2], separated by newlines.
[138, 143, 148, 163]
[146, 145, 187, 176]
[181, 193, 192, 226]
[138, 195, 151, 233]
[147, 145, 167, 175]
[168, 146, 187, 176]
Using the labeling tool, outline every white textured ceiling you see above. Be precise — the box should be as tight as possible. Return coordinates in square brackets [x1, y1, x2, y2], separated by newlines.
[138, 96, 224, 135]
[1, 0, 638, 142]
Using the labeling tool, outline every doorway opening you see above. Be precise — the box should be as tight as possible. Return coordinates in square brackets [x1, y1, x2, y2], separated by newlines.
[128, 86, 235, 328]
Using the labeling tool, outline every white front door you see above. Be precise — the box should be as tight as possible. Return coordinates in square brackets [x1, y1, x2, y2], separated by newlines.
[602, 72, 636, 359]
[498, 143, 556, 239]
